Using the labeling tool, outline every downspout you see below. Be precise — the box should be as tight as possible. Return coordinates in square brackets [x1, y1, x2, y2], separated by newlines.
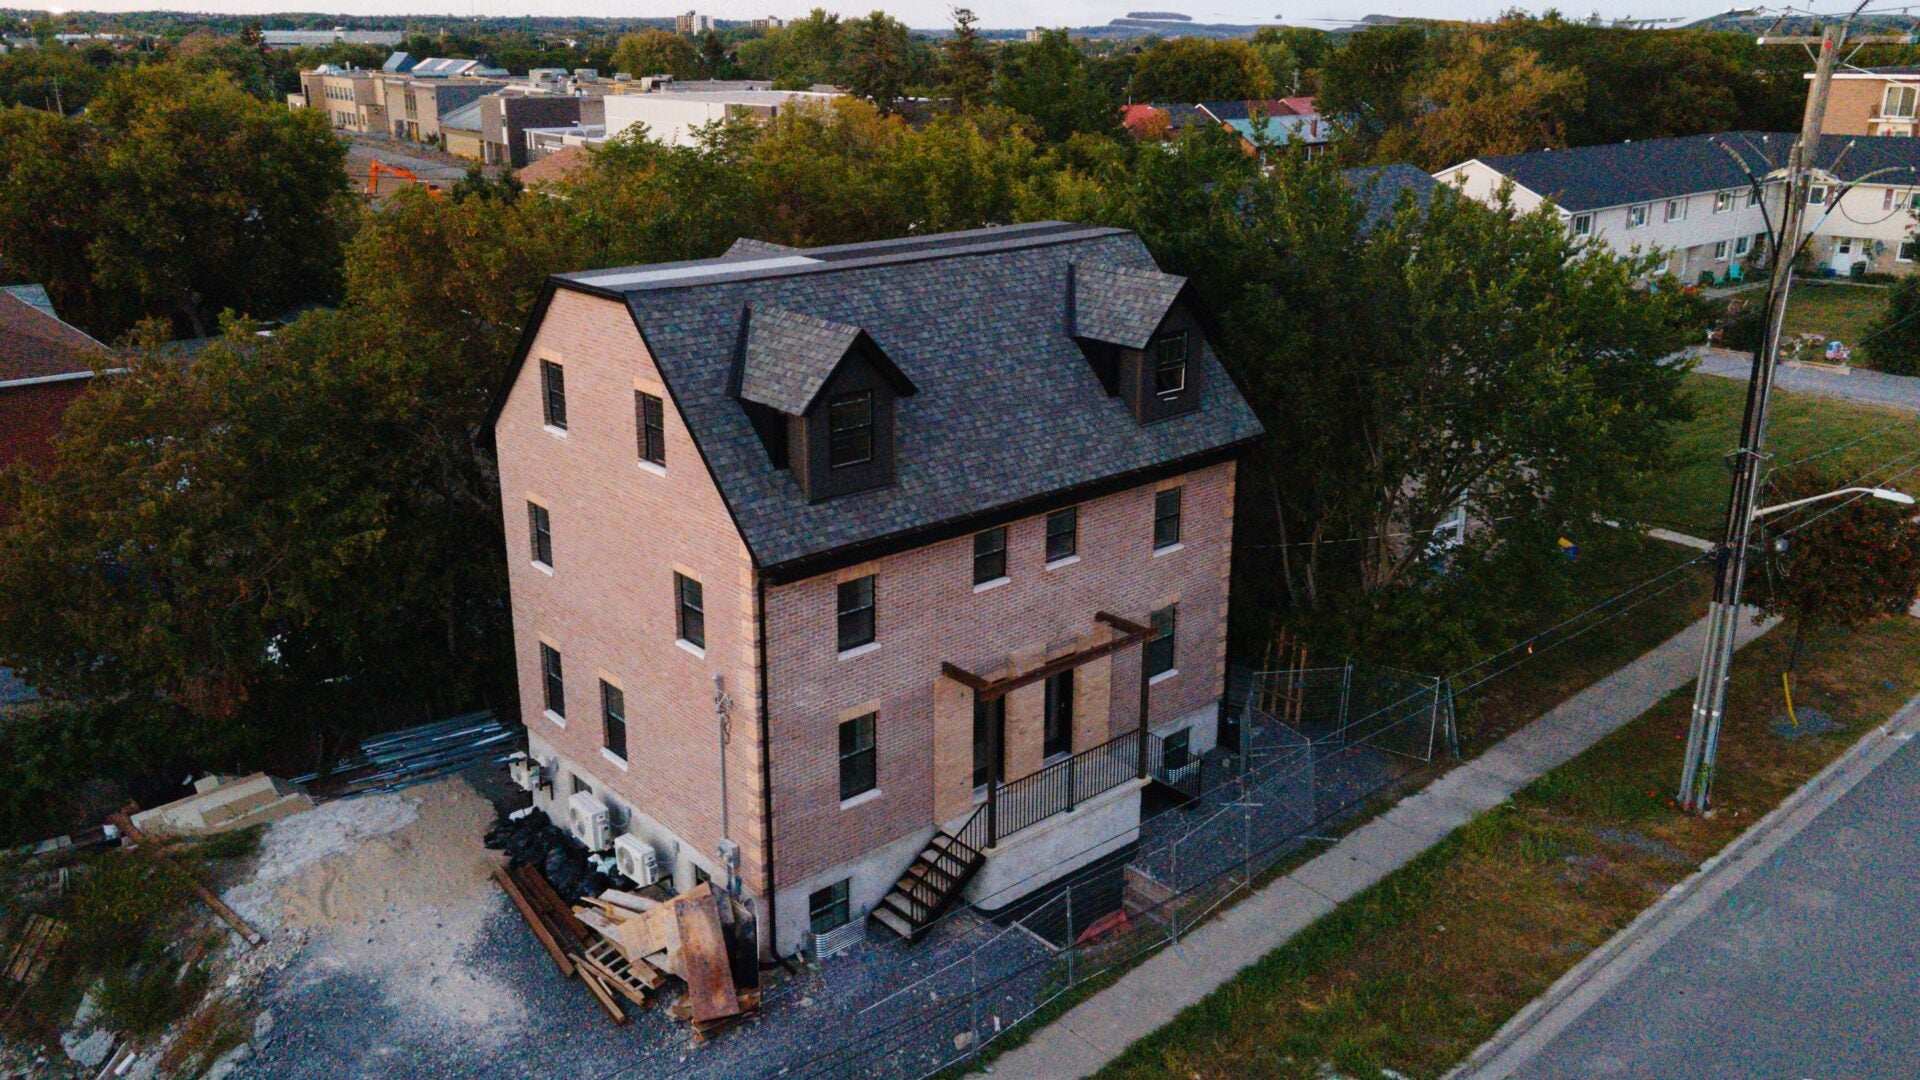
[755, 573, 784, 965]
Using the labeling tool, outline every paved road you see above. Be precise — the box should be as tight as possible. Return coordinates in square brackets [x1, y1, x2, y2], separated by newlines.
[1694, 348, 1920, 413]
[1487, 722, 1920, 1079]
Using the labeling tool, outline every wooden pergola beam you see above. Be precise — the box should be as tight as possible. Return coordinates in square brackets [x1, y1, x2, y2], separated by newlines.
[945, 612, 1155, 702]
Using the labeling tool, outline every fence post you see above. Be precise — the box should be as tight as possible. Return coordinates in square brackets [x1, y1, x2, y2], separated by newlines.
[1340, 658, 1353, 730]
[1065, 886, 1076, 988]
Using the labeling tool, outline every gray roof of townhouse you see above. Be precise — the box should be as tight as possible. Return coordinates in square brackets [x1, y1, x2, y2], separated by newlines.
[1473, 132, 1789, 211]
[1343, 164, 1439, 232]
[736, 306, 916, 415]
[439, 98, 485, 132]
[492, 222, 1265, 575]
[1071, 263, 1189, 349]
[1473, 132, 1920, 212]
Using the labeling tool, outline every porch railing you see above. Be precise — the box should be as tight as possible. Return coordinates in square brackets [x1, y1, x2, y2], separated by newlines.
[990, 729, 1139, 845]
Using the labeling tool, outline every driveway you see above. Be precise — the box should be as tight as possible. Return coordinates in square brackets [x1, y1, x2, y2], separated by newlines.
[1466, 700, 1920, 1079]
[1693, 348, 1920, 412]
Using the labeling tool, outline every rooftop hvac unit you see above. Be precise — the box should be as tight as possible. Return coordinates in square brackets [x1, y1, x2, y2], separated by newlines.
[568, 792, 612, 851]
[613, 834, 662, 887]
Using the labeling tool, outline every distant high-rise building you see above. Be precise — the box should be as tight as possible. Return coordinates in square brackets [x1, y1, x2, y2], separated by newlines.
[675, 11, 716, 34]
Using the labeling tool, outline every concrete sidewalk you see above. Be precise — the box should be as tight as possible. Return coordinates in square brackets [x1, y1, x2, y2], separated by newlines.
[1692, 347, 1920, 413]
[980, 608, 1777, 1080]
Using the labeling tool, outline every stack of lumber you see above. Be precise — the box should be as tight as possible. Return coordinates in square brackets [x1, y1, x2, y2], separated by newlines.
[495, 867, 760, 1037]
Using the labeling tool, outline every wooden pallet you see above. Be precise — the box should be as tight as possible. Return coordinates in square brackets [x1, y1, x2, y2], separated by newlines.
[4, 915, 66, 985]
[579, 938, 663, 1006]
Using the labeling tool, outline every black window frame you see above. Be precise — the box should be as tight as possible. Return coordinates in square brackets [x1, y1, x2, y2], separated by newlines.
[1145, 605, 1177, 679]
[1045, 506, 1078, 563]
[972, 527, 1007, 585]
[540, 360, 567, 430]
[1150, 331, 1188, 398]
[1163, 727, 1191, 771]
[636, 390, 666, 466]
[528, 501, 553, 567]
[540, 642, 565, 717]
[826, 390, 874, 469]
[837, 575, 876, 653]
[809, 879, 852, 934]
[601, 680, 627, 760]
[676, 573, 705, 649]
[838, 712, 877, 801]
[1153, 488, 1183, 550]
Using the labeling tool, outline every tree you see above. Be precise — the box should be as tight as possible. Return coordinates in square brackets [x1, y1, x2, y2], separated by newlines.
[698, 29, 729, 78]
[767, 9, 848, 87]
[1317, 25, 1429, 155]
[611, 29, 702, 80]
[1128, 38, 1275, 102]
[1863, 275, 1920, 375]
[991, 29, 1117, 142]
[1748, 467, 1920, 667]
[942, 7, 992, 109]
[844, 11, 913, 111]
[1375, 35, 1585, 170]
[0, 64, 351, 339]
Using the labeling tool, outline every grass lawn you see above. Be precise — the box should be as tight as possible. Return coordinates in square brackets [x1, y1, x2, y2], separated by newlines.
[1097, 614, 1920, 1080]
[1631, 372, 1920, 537]
[1777, 279, 1887, 353]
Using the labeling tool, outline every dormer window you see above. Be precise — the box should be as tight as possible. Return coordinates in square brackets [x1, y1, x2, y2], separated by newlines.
[1071, 262, 1205, 424]
[1152, 332, 1189, 398]
[828, 391, 875, 468]
[734, 306, 917, 503]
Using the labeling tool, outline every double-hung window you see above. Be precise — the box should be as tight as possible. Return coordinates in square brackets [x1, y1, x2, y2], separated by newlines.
[1570, 212, 1593, 236]
[1714, 191, 1734, 213]
[1734, 235, 1751, 256]
[540, 360, 567, 430]
[1626, 204, 1649, 229]
[1145, 605, 1177, 678]
[838, 713, 877, 800]
[1151, 332, 1188, 398]
[636, 391, 666, 466]
[973, 527, 1007, 585]
[1045, 507, 1078, 563]
[1808, 184, 1829, 205]
[541, 643, 565, 718]
[1887, 84, 1919, 119]
[601, 681, 627, 760]
[1665, 198, 1686, 222]
[528, 502, 552, 568]
[1714, 240, 1729, 261]
[837, 575, 875, 652]
[827, 391, 874, 468]
[675, 573, 705, 649]
[1153, 488, 1183, 550]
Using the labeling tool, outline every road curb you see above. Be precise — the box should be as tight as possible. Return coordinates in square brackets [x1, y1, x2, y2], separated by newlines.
[1448, 688, 1920, 1079]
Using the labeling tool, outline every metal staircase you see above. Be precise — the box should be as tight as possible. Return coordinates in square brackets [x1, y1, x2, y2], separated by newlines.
[869, 821, 987, 942]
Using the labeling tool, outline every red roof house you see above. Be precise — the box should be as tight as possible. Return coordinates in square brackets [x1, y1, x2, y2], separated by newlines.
[0, 289, 113, 472]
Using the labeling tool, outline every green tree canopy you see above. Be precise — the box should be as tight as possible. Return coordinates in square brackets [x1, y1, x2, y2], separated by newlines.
[1863, 275, 1920, 375]
[1128, 37, 1275, 102]
[0, 64, 350, 338]
[611, 29, 702, 80]
[941, 7, 993, 109]
[843, 11, 915, 110]
[990, 29, 1116, 142]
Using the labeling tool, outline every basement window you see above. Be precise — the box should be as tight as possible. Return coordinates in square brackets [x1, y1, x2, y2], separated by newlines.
[809, 880, 851, 933]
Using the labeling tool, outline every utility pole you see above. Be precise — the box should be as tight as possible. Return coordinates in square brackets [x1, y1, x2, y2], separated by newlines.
[1677, 10, 1915, 813]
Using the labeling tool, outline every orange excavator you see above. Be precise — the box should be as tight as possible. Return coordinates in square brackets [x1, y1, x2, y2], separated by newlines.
[366, 161, 443, 198]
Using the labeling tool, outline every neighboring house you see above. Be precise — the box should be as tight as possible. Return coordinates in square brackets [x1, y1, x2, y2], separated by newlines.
[1123, 99, 1330, 157]
[1816, 66, 1920, 137]
[1437, 132, 1920, 281]
[298, 59, 510, 140]
[1343, 164, 1439, 232]
[1434, 133, 1783, 284]
[599, 89, 842, 149]
[481, 221, 1263, 958]
[1119, 102, 1214, 141]
[300, 66, 387, 133]
[0, 287, 113, 472]
[517, 144, 593, 188]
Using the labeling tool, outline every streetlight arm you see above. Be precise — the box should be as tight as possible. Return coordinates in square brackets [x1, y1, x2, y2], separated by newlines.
[1751, 486, 1916, 519]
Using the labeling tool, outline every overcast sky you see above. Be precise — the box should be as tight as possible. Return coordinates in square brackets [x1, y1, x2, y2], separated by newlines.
[40, 0, 1761, 33]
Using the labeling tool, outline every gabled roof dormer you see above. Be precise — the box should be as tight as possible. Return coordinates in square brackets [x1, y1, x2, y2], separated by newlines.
[1070, 262, 1204, 424]
[733, 305, 917, 503]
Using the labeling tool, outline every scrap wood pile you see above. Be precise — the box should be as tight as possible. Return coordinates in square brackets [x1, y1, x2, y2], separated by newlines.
[495, 864, 761, 1038]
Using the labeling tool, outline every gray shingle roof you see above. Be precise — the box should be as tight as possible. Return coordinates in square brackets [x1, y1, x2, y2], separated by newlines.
[737, 307, 865, 415]
[518, 222, 1263, 575]
[1475, 132, 1784, 211]
[1343, 164, 1439, 232]
[1072, 262, 1188, 350]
